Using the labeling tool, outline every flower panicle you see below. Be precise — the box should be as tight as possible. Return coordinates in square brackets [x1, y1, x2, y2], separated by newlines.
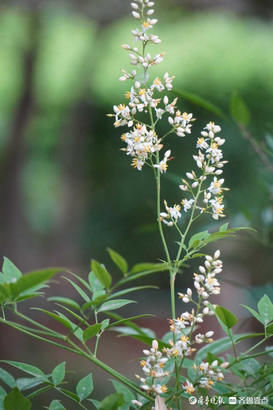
[111, 0, 195, 173]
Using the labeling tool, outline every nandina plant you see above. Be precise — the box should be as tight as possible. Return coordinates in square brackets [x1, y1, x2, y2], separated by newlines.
[0, 1, 272, 409]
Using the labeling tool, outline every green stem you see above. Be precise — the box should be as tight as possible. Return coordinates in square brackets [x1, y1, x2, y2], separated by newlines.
[94, 310, 100, 357]
[243, 337, 267, 356]
[0, 317, 152, 401]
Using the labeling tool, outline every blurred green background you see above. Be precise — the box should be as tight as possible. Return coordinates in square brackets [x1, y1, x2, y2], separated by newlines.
[0, 0, 272, 407]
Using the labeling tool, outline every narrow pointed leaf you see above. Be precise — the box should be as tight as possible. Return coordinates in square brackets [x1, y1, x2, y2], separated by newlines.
[48, 297, 80, 311]
[1, 361, 48, 381]
[10, 268, 62, 299]
[107, 314, 154, 329]
[109, 286, 158, 299]
[76, 373, 93, 401]
[107, 248, 128, 275]
[0, 368, 16, 388]
[63, 277, 90, 303]
[16, 377, 44, 391]
[91, 260, 112, 289]
[129, 262, 168, 275]
[241, 304, 264, 324]
[52, 362, 66, 386]
[32, 308, 73, 331]
[97, 299, 136, 313]
[83, 324, 102, 343]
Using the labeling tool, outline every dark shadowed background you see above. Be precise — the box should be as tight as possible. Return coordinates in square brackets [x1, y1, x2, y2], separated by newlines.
[0, 0, 272, 407]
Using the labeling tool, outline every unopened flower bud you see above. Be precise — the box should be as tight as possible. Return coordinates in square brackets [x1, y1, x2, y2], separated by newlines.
[214, 250, 221, 259]
[152, 340, 158, 350]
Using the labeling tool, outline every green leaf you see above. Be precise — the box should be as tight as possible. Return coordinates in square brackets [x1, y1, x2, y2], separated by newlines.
[101, 319, 110, 330]
[215, 306, 238, 329]
[193, 333, 253, 363]
[58, 388, 80, 403]
[10, 268, 62, 300]
[267, 322, 273, 336]
[238, 358, 260, 375]
[63, 277, 91, 303]
[49, 400, 66, 410]
[4, 388, 31, 410]
[83, 324, 102, 343]
[219, 223, 229, 232]
[97, 299, 136, 313]
[2, 258, 22, 282]
[76, 374, 93, 401]
[91, 260, 112, 290]
[109, 285, 158, 300]
[1, 361, 48, 381]
[52, 362, 66, 386]
[16, 378, 43, 391]
[48, 297, 80, 311]
[265, 346, 273, 357]
[107, 314, 154, 329]
[257, 294, 273, 326]
[88, 272, 105, 293]
[241, 304, 264, 324]
[98, 393, 124, 410]
[111, 380, 134, 403]
[172, 89, 227, 120]
[130, 262, 167, 275]
[32, 308, 73, 331]
[230, 91, 250, 126]
[188, 231, 210, 249]
[107, 248, 128, 275]
[0, 368, 16, 388]
[0, 385, 6, 402]
[88, 399, 100, 409]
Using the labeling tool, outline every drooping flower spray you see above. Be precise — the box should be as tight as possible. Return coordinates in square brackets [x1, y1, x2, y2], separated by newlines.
[109, 0, 228, 407]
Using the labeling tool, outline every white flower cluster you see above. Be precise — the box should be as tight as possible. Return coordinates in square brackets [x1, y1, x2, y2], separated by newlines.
[194, 359, 229, 390]
[136, 340, 168, 395]
[161, 122, 228, 225]
[180, 122, 228, 220]
[166, 251, 222, 359]
[182, 360, 228, 394]
[110, 0, 195, 172]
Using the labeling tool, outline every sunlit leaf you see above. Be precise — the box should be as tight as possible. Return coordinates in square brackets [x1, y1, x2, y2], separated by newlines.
[257, 294, 273, 326]
[76, 374, 93, 401]
[2, 257, 22, 282]
[91, 260, 112, 290]
[10, 268, 62, 300]
[52, 362, 66, 386]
